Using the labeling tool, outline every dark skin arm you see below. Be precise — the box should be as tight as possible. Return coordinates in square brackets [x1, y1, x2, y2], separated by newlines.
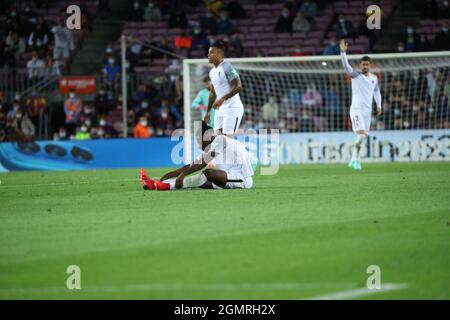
[204, 84, 216, 125]
[160, 164, 190, 181]
[212, 77, 243, 109]
[175, 151, 216, 189]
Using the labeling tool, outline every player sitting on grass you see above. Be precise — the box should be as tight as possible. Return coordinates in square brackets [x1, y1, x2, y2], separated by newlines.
[140, 122, 254, 191]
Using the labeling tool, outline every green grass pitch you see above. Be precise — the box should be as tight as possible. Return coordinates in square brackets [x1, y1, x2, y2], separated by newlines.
[0, 162, 449, 300]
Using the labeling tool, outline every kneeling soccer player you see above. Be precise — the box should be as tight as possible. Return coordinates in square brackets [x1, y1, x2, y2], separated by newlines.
[140, 122, 254, 191]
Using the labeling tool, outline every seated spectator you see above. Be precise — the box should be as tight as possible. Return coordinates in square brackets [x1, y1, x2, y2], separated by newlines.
[302, 83, 322, 108]
[7, 95, 23, 122]
[301, 0, 318, 23]
[275, 8, 293, 33]
[323, 39, 340, 55]
[102, 56, 121, 92]
[335, 15, 355, 38]
[227, 0, 246, 19]
[228, 32, 244, 57]
[28, 16, 50, 53]
[292, 11, 310, 34]
[262, 96, 279, 121]
[133, 116, 151, 138]
[438, 0, 450, 19]
[27, 51, 46, 81]
[404, 26, 420, 52]
[128, 1, 144, 21]
[46, 54, 61, 77]
[415, 34, 433, 52]
[144, 1, 162, 22]
[94, 87, 111, 115]
[51, 19, 74, 63]
[434, 23, 450, 50]
[26, 90, 46, 129]
[75, 125, 90, 140]
[169, 7, 188, 29]
[217, 11, 234, 35]
[397, 41, 406, 52]
[201, 12, 218, 35]
[204, 0, 223, 19]
[98, 118, 118, 138]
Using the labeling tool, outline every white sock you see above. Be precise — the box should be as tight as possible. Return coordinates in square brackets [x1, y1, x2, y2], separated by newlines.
[182, 173, 207, 189]
[161, 178, 177, 190]
[352, 134, 365, 161]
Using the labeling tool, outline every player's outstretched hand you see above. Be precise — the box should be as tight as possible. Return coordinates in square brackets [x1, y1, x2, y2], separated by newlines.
[376, 106, 382, 116]
[212, 98, 224, 109]
[340, 39, 348, 52]
[204, 111, 211, 124]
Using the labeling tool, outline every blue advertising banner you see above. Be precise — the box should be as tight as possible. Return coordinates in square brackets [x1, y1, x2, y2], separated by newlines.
[0, 138, 182, 172]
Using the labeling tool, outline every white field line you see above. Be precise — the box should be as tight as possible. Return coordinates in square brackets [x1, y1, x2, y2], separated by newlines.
[305, 283, 408, 300]
[0, 282, 356, 295]
[0, 178, 137, 189]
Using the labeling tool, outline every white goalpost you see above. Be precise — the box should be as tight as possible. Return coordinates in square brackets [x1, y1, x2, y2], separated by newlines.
[183, 51, 450, 163]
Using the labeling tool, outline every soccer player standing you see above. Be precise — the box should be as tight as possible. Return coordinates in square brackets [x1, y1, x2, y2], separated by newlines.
[204, 41, 244, 137]
[340, 39, 382, 170]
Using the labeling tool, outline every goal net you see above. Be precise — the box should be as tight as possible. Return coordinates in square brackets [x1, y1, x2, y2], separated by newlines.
[183, 51, 450, 161]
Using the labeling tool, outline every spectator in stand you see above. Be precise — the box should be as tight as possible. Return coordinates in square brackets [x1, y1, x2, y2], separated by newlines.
[26, 90, 46, 129]
[323, 82, 342, 130]
[335, 15, 355, 38]
[46, 54, 61, 76]
[217, 11, 234, 35]
[415, 34, 433, 52]
[134, 116, 151, 138]
[228, 33, 244, 57]
[153, 103, 175, 136]
[404, 26, 420, 52]
[144, 1, 162, 22]
[64, 89, 82, 134]
[434, 23, 450, 50]
[98, 117, 118, 138]
[204, 0, 223, 19]
[75, 125, 90, 140]
[191, 26, 210, 53]
[438, 0, 450, 19]
[201, 12, 218, 35]
[16, 109, 35, 141]
[227, 0, 246, 19]
[292, 11, 310, 34]
[51, 18, 74, 64]
[300, 0, 318, 23]
[17, 15, 34, 54]
[128, 1, 144, 21]
[5, 31, 20, 53]
[262, 96, 279, 121]
[159, 98, 182, 126]
[28, 16, 51, 54]
[323, 39, 340, 55]
[169, 7, 188, 29]
[302, 83, 322, 108]
[7, 94, 23, 122]
[397, 41, 406, 52]
[94, 87, 111, 115]
[102, 56, 121, 92]
[289, 46, 307, 57]
[27, 51, 46, 81]
[275, 8, 293, 33]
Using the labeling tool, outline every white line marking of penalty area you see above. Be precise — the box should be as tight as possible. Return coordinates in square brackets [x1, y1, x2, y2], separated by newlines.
[0, 282, 356, 294]
[305, 283, 408, 300]
[0, 178, 137, 189]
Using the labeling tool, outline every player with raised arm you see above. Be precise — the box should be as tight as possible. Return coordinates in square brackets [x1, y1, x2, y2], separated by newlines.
[139, 122, 254, 191]
[204, 40, 244, 137]
[340, 39, 382, 171]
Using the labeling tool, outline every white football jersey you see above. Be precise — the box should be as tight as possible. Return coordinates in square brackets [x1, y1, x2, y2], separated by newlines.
[209, 60, 243, 108]
[341, 52, 382, 113]
[210, 135, 254, 178]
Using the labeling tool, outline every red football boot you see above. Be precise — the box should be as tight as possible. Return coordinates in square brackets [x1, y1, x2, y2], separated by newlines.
[155, 179, 171, 191]
[140, 168, 155, 190]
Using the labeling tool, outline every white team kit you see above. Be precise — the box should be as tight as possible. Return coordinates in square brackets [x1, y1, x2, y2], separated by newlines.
[209, 60, 244, 134]
[341, 52, 382, 133]
[206, 135, 255, 189]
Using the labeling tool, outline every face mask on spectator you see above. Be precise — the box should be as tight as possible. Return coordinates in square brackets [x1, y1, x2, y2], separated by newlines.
[108, 58, 115, 65]
[84, 107, 92, 115]
[81, 125, 87, 133]
[407, 27, 413, 34]
[133, 1, 140, 9]
[161, 111, 168, 119]
[443, 27, 448, 33]
[282, 9, 289, 18]
[85, 119, 91, 127]
[141, 101, 149, 109]
[98, 128, 105, 137]
[15, 94, 20, 101]
[11, 11, 16, 17]
[106, 47, 113, 54]
[36, 40, 42, 47]
[16, 112, 22, 119]
[13, 104, 20, 111]
[69, 93, 75, 99]
[59, 130, 66, 138]
[99, 119, 106, 126]
[140, 119, 148, 126]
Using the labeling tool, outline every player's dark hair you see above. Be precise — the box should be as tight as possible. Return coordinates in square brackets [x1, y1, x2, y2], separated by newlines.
[211, 40, 226, 54]
[360, 56, 372, 63]
[203, 76, 210, 82]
